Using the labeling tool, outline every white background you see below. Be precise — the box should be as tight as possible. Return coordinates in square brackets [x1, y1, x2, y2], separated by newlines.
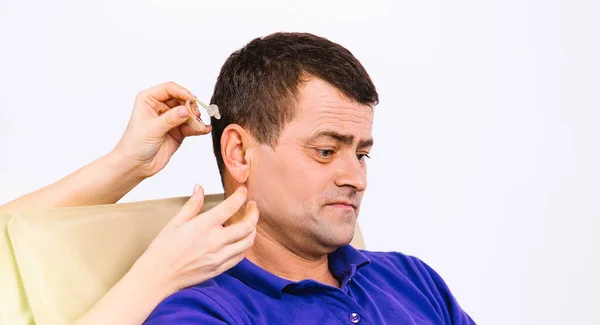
[1, 0, 599, 324]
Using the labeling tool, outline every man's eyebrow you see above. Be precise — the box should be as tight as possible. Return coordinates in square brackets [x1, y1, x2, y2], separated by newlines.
[308, 131, 374, 148]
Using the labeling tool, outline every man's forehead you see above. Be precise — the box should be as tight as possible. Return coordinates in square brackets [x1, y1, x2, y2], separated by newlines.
[295, 82, 373, 124]
[280, 78, 375, 144]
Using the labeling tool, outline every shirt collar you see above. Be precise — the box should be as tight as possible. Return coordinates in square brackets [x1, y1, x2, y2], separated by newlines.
[227, 245, 371, 299]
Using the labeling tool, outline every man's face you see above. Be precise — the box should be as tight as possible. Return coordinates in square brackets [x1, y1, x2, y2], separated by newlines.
[248, 77, 374, 254]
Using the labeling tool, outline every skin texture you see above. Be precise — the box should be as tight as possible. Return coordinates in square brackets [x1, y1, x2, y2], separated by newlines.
[221, 77, 374, 287]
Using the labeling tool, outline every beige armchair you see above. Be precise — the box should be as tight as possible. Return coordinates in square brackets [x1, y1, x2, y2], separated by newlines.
[1, 194, 365, 325]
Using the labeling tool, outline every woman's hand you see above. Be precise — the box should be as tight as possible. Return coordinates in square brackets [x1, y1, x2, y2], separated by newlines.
[112, 81, 211, 179]
[74, 185, 258, 325]
[132, 185, 258, 294]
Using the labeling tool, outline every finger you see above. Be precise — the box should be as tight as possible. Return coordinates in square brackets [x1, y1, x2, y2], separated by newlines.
[214, 251, 247, 276]
[151, 104, 193, 136]
[169, 99, 201, 117]
[181, 122, 212, 137]
[195, 186, 247, 227]
[145, 81, 194, 104]
[220, 201, 259, 245]
[164, 128, 184, 148]
[184, 116, 210, 134]
[148, 101, 172, 116]
[164, 98, 186, 109]
[219, 230, 257, 263]
[244, 201, 259, 225]
[170, 184, 205, 225]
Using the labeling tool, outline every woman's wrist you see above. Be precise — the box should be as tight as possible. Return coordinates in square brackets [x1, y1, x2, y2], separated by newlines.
[104, 149, 147, 184]
[128, 254, 178, 302]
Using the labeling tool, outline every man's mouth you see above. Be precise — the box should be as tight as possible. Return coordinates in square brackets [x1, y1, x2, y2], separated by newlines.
[326, 201, 357, 209]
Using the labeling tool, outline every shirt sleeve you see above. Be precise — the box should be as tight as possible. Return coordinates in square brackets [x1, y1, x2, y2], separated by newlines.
[409, 256, 477, 325]
[143, 288, 239, 325]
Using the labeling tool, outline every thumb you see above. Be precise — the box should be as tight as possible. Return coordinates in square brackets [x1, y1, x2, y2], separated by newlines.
[170, 183, 205, 225]
[153, 105, 191, 136]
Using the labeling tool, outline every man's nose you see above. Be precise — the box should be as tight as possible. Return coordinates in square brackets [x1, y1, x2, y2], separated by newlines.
[333, 153, 367, 191]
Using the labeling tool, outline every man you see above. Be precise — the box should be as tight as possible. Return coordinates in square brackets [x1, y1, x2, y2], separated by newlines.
[144, 32, 476, 324]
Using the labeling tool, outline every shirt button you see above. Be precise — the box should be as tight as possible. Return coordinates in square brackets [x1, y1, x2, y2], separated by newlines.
[349, 312, 361, 324]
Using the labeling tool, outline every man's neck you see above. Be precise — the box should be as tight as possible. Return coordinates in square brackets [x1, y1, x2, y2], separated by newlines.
[245, 227, 341, 288]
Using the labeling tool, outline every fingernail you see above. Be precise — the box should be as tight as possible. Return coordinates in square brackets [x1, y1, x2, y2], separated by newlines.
[193, 183, 200, 193]
[178, 106, 189, 118]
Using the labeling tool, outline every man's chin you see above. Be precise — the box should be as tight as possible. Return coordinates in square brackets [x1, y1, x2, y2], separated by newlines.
[313, 225, 355, 249]
[322, 206, 358, 228]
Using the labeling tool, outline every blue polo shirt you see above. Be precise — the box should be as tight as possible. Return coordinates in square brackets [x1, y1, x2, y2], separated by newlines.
[144, 245, 476, 324]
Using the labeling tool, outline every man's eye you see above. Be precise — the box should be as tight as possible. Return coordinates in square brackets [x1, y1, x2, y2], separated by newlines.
[357, 153, 371, 161]
[317, 149, 334, 158]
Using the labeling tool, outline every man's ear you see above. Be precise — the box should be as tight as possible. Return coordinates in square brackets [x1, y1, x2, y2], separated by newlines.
[221, 124, 252, 184]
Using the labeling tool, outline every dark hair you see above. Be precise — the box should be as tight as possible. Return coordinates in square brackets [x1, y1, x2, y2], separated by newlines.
[209, 32, 379, 180]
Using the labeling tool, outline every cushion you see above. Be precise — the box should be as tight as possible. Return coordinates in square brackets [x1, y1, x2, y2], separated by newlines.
[0, 213, 33, 325]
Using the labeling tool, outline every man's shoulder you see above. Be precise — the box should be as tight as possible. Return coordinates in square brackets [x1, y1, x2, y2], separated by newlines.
[356, 249, 476, 324]
[357, 250, 450, 295]
[143, 274, 243, 324]
[169, 271, 245, 302]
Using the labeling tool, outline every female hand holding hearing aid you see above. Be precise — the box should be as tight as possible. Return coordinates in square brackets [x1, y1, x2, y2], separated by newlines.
[112, 81, 214, 180]
[1, 81, 213, 212]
